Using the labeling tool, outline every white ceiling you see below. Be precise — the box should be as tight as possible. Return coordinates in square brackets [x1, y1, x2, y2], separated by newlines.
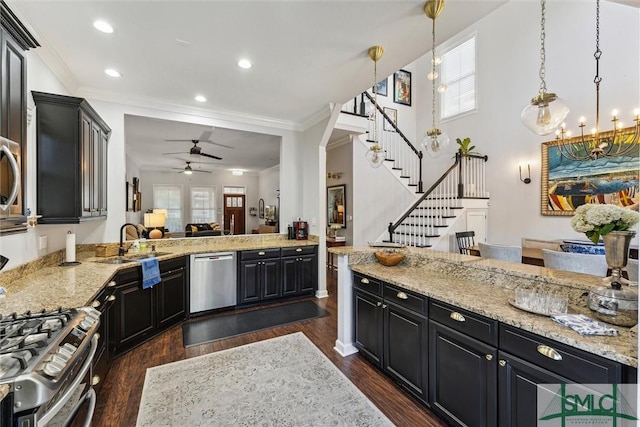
[10, 0, 507, 173]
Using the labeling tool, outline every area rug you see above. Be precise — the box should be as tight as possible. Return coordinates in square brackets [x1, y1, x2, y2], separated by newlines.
[136, 332, 393, 426]
[182, 300, 329, 348]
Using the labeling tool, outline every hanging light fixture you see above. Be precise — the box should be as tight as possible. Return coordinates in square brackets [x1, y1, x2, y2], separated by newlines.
[521, 0, 569, 135]
[364, 45, 386, 168]
[422, 0, 449, 158]
[554, 0, 639, 161]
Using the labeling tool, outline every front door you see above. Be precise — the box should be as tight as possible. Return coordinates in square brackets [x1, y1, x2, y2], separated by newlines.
[223, 194, 245, 234]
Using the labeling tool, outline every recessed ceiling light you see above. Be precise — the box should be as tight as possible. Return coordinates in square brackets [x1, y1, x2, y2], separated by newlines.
[104, 68, 122, 78]
[195, 95, 207, 103]
[237, 59, 252, 69]
[93, 20, 114, 34]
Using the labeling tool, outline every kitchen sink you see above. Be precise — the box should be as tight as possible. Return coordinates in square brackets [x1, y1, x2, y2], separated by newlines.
[94, 252, 172, 264]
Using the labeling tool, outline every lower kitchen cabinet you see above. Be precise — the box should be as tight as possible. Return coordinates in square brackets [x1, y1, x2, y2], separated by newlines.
[281, 246, 318, 296]
[112, 257, 187, 356]
[429, 320, 497, 427]
[353, 274, 428, 403]
[89, 281, 117, 392]
[238, 254, 281, 304]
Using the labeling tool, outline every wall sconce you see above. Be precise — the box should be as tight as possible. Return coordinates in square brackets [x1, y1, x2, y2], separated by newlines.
[327, 172, 342, 179]
[519, 164, 531, 184]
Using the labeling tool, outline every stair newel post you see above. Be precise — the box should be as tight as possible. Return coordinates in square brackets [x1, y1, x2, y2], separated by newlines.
[418, 151, 424, 193]
[457, 150, 464, 198]
[359, 93, 366, 116]
[388, 222, 394, 243]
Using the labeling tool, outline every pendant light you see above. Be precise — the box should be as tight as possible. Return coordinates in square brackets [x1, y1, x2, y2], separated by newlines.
[422, 0, 449, 158]
[365, 45, 386, 168]
[521, 0, 569, 135]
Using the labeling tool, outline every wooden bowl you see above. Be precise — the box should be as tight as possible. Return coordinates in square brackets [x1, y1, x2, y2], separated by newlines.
[374, 251, 405, 267]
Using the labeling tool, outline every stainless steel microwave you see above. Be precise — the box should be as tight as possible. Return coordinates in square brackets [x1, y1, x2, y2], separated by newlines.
[0, 136, 24, 232]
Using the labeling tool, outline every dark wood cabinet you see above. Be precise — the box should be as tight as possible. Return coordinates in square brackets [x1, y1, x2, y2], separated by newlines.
[429, 320, 498, 427]
[281, 246, 317, 296]
[353, 275, 428, 403]
[112, 257, 187, 356]
[1, 4, 38, 219]
[31, 91, 111, 223]
[90, 281, 117, 393]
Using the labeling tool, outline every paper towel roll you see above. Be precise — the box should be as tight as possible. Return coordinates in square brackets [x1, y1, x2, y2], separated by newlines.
[66, 232, 76, 263]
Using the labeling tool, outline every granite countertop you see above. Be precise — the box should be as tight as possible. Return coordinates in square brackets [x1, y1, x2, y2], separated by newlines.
[333, 246, 637, 367]
[0, 234, 317, 315]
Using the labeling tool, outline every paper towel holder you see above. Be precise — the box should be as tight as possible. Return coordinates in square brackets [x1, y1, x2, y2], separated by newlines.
[59, 231, 81, 267]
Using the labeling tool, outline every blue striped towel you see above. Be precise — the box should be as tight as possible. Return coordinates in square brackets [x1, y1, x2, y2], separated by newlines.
[140, 257, 161, 289]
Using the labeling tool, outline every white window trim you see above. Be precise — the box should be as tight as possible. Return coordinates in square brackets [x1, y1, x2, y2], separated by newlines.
[438, 31, 478, 123]
[153, 184, 184, 232]
[191, 185, 217, 223]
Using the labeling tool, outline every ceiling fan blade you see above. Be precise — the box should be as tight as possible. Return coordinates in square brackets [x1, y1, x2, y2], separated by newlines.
[164, 139, 194, 142]
[199, 130, 212, 141]
[200, 140, 234, 149]
[192, 169, 212, 174]
[163, 151, 187, 155]
[199, 152, 222, 160]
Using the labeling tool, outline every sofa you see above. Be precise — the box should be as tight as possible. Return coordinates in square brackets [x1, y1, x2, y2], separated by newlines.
[185, 222, 225, 237]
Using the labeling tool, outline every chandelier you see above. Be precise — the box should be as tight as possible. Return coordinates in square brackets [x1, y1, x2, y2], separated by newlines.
[521, 0, 569, 136]
[364, 45, 386, 168]
[422, 0, 449, 158]
[554, 0, 639, 161]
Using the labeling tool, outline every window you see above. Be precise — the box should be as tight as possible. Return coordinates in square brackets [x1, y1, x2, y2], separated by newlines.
[440, 34, 476, 120]
[191, 186, 216, 223]
[153, 185, 182, 232]
[223, 186, 245, 195]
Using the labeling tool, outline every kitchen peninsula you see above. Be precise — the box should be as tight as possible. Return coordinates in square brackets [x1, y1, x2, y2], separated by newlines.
[330, 245, 637, 426]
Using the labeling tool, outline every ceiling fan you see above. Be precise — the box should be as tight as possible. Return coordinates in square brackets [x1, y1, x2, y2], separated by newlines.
[163, 130, 232, 160]
[172, 161, 211, 175]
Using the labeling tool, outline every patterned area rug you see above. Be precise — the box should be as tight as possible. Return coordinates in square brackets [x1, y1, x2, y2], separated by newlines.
[136, 332, 393, 426]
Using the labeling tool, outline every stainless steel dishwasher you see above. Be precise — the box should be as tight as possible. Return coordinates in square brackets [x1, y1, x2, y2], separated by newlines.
[190, 252, 237, 315]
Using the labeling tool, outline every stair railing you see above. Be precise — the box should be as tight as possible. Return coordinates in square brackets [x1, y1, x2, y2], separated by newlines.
[388, 151, 488, 246]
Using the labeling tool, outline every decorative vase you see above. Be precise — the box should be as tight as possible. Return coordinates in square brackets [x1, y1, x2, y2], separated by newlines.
[602, 230, 635, 288]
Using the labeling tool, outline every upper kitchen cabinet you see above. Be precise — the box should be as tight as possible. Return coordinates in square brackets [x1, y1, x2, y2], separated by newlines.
[32, 92, 111, 223]
[1, 1, 39, 209]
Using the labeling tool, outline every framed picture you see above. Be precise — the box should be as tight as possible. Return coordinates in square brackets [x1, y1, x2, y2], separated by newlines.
[258, 198, 265, 219]
[393, 69, 411, 106]
[327, 184, 346, 228]
[383, 107, 397, 131]
[541, 126, 639, 216]
[374, 77, 387, 97]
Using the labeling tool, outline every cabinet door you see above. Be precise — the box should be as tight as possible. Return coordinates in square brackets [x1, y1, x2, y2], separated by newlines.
[353, 288, 383, 368]
[261, 259, 281, 300]
[1, 29, 27, 144]
[498, 352, 571, 427]
[281, 257, 298, 296]
[238, 260, 261, 304]
[383, 301, 428, 403]
[429, 320, 498, 427]
[91, 286, 116, 392]
[80, 112, 93, 218]
[298, 254, 317, 293]
[99, 130, 108, 215]
[113, 280, 155, 356]
[90, 121, 101, 215]
[157, 267, 186, 329]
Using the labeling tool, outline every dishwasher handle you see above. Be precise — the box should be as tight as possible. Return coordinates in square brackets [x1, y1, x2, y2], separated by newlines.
[194, 254, 234, 262]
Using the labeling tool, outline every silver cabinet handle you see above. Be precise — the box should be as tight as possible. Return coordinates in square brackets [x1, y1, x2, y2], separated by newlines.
[397, 292, 408, 300]
[108, 295, 116, 302]
[486, 354, 493, 361]
[499, 360, 506, 367]
[537, 345, 562, 360]
[296, 248, 303, 252]
[376, 302, 382, 307]
[450, 312, 465, 322]
[107, 280, 116, 287]
[361, 278, 370, 284]
[94, 332, 100, 340]
[382, 304, 388, 309]
[91, 300, 101, 308]
[258, 251, 266, 256]
[91, 375, 101, 386]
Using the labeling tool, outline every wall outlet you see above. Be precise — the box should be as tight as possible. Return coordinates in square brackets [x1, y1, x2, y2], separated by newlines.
[39, 235, 48, 250]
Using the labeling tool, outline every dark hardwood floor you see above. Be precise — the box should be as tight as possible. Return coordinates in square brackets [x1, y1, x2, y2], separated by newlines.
[93, 270, 446, 427]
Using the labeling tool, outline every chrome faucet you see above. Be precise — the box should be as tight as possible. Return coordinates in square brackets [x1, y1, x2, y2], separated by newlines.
[119, 223, 139, 256]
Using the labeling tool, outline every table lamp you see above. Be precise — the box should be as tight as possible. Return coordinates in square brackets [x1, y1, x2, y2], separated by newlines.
[144, 212, 166, 239]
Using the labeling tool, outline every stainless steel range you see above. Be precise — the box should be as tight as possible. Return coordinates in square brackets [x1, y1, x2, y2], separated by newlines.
[0, 307, 100, 426]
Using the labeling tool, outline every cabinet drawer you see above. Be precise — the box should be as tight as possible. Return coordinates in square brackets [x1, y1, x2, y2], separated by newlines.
[500, 325, 621, 384]
[384, 284, 427, 315]
[281, 246, 316, 257]
[240, 248, 281, 261]
[429, 300, 498, 346]
[353, 273, 382, 296]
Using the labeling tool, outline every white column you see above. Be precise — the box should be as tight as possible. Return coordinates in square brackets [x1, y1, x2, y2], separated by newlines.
[334, 253, 358, 356]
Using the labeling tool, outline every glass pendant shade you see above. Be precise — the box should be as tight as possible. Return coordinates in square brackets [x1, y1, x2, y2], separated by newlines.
[422, 129, 450, 158]
[520, 93, 570, 135]
[365, 145, 386, 168]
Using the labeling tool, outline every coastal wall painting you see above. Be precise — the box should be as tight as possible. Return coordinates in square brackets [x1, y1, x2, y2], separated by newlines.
[541, 126, 639, 216]
[327, 184, 346, 228]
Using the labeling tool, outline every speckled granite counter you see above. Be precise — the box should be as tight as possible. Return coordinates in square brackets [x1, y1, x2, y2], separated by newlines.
[0, 234, 317, 315]
[329, 246, 637, 367]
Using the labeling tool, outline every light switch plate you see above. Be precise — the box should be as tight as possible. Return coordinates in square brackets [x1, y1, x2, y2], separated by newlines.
[39, 235, 48, 250]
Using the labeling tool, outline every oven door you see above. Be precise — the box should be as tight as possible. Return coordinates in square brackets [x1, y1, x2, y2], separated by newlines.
[35, 335, 98, 427]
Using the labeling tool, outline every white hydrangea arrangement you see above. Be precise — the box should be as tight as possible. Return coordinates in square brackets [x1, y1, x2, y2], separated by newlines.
[570, 204, 639, 244]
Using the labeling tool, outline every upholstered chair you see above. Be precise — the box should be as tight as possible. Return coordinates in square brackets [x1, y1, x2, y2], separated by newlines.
[478, 242, 522, 263]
